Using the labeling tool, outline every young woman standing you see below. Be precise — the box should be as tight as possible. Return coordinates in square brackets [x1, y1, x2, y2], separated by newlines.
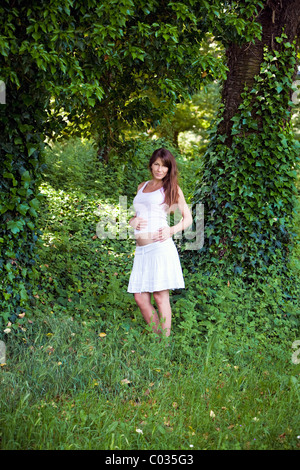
[127, 148, 192, 337]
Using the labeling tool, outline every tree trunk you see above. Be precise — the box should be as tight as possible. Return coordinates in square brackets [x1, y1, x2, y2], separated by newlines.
[190, 0, 300, 276]
[220, 0, 300, 140]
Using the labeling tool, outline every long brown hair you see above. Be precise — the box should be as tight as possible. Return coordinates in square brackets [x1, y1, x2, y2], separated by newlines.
[149, 148, 179, 208]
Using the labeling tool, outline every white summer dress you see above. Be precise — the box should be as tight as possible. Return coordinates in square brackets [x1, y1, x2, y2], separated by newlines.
[127, 181, 185, 293]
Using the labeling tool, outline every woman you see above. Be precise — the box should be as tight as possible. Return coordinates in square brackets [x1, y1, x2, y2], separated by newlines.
[127, 148, 192, 337]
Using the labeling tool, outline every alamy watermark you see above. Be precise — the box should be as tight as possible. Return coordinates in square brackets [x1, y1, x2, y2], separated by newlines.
[95, 197, 204, 250]
[0, 80, 6, 104]
[292, 79, 300, 105]
[292, 340, 300, 365]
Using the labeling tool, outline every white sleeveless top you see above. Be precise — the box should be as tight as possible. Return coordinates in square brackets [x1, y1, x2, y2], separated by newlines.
[133, 181, 169, 235]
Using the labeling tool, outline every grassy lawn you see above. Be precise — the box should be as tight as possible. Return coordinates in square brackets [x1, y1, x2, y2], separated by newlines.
[1, 313, 299, 450]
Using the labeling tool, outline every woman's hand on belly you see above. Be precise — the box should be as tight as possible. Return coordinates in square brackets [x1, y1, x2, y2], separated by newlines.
[151, 226, 173, 242]
[135, 226, 172, 246]
[130, 216, 148, 231]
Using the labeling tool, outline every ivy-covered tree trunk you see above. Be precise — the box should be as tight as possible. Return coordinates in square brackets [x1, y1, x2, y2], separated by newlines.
[0, 80, 48, 328]
[192, 0, 300, 276]
[220, 0, 300, 139]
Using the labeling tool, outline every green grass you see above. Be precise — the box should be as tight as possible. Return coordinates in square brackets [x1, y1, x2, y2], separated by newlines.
[0, 137, 299, 450]
[1, 314, 299, 450]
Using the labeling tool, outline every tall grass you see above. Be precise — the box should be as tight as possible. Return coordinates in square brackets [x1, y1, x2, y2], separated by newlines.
[1, 314, 299, 450]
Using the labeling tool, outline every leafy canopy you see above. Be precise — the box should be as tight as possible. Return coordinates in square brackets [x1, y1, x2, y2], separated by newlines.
[1, 0, 263, 139]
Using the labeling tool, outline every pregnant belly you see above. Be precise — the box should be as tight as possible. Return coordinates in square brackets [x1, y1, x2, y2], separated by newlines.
[135, 231, 157, 246]
[134, 218, 169, 245]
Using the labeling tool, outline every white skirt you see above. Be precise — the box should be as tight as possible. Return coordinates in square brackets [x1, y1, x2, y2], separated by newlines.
[127, 237, 185, 293]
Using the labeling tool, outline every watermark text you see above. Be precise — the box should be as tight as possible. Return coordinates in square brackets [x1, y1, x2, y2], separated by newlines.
[95, 197, 204, 250]
[0, 80, 6, 104]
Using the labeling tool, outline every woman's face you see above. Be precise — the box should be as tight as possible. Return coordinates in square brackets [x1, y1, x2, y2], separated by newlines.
[151, 157, 169, 180]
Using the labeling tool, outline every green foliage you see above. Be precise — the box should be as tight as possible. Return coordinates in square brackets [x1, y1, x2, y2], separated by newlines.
[190, 35, 300, 278]
[0, 0, 264, 328]
[44, 1, 261, 152]
[43, 135, 189, 199]
[0, 79, 48, 328]
[17, 137, 191, 330]
[43, 138, 100, 190]
[175, 269, 299, 354]
[3, 136, 297, 336]
[151, 79, 222, 156]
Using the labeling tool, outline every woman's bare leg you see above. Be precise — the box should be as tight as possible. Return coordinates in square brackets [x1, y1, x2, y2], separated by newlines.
[134, 292, 160, 333]
[153, 290, 172, 337]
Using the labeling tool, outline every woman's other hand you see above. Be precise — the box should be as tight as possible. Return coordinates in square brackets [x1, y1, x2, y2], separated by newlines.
[152, 226, 173, 242]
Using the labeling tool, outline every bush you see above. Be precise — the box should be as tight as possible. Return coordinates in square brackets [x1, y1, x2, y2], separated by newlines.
[43, 138, 100, 190]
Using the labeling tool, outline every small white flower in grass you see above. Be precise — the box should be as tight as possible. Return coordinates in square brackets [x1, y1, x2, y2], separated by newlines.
[136, 428, 143, 434]
[121, 378, 131, 385]
[209, 410, 216, 419]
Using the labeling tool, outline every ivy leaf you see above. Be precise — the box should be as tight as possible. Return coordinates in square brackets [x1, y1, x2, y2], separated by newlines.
[27, 146, 37, 157]
[29, 198, 40, 210]
[17, 203, 30, 215]
[7, 220, 25, 234]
